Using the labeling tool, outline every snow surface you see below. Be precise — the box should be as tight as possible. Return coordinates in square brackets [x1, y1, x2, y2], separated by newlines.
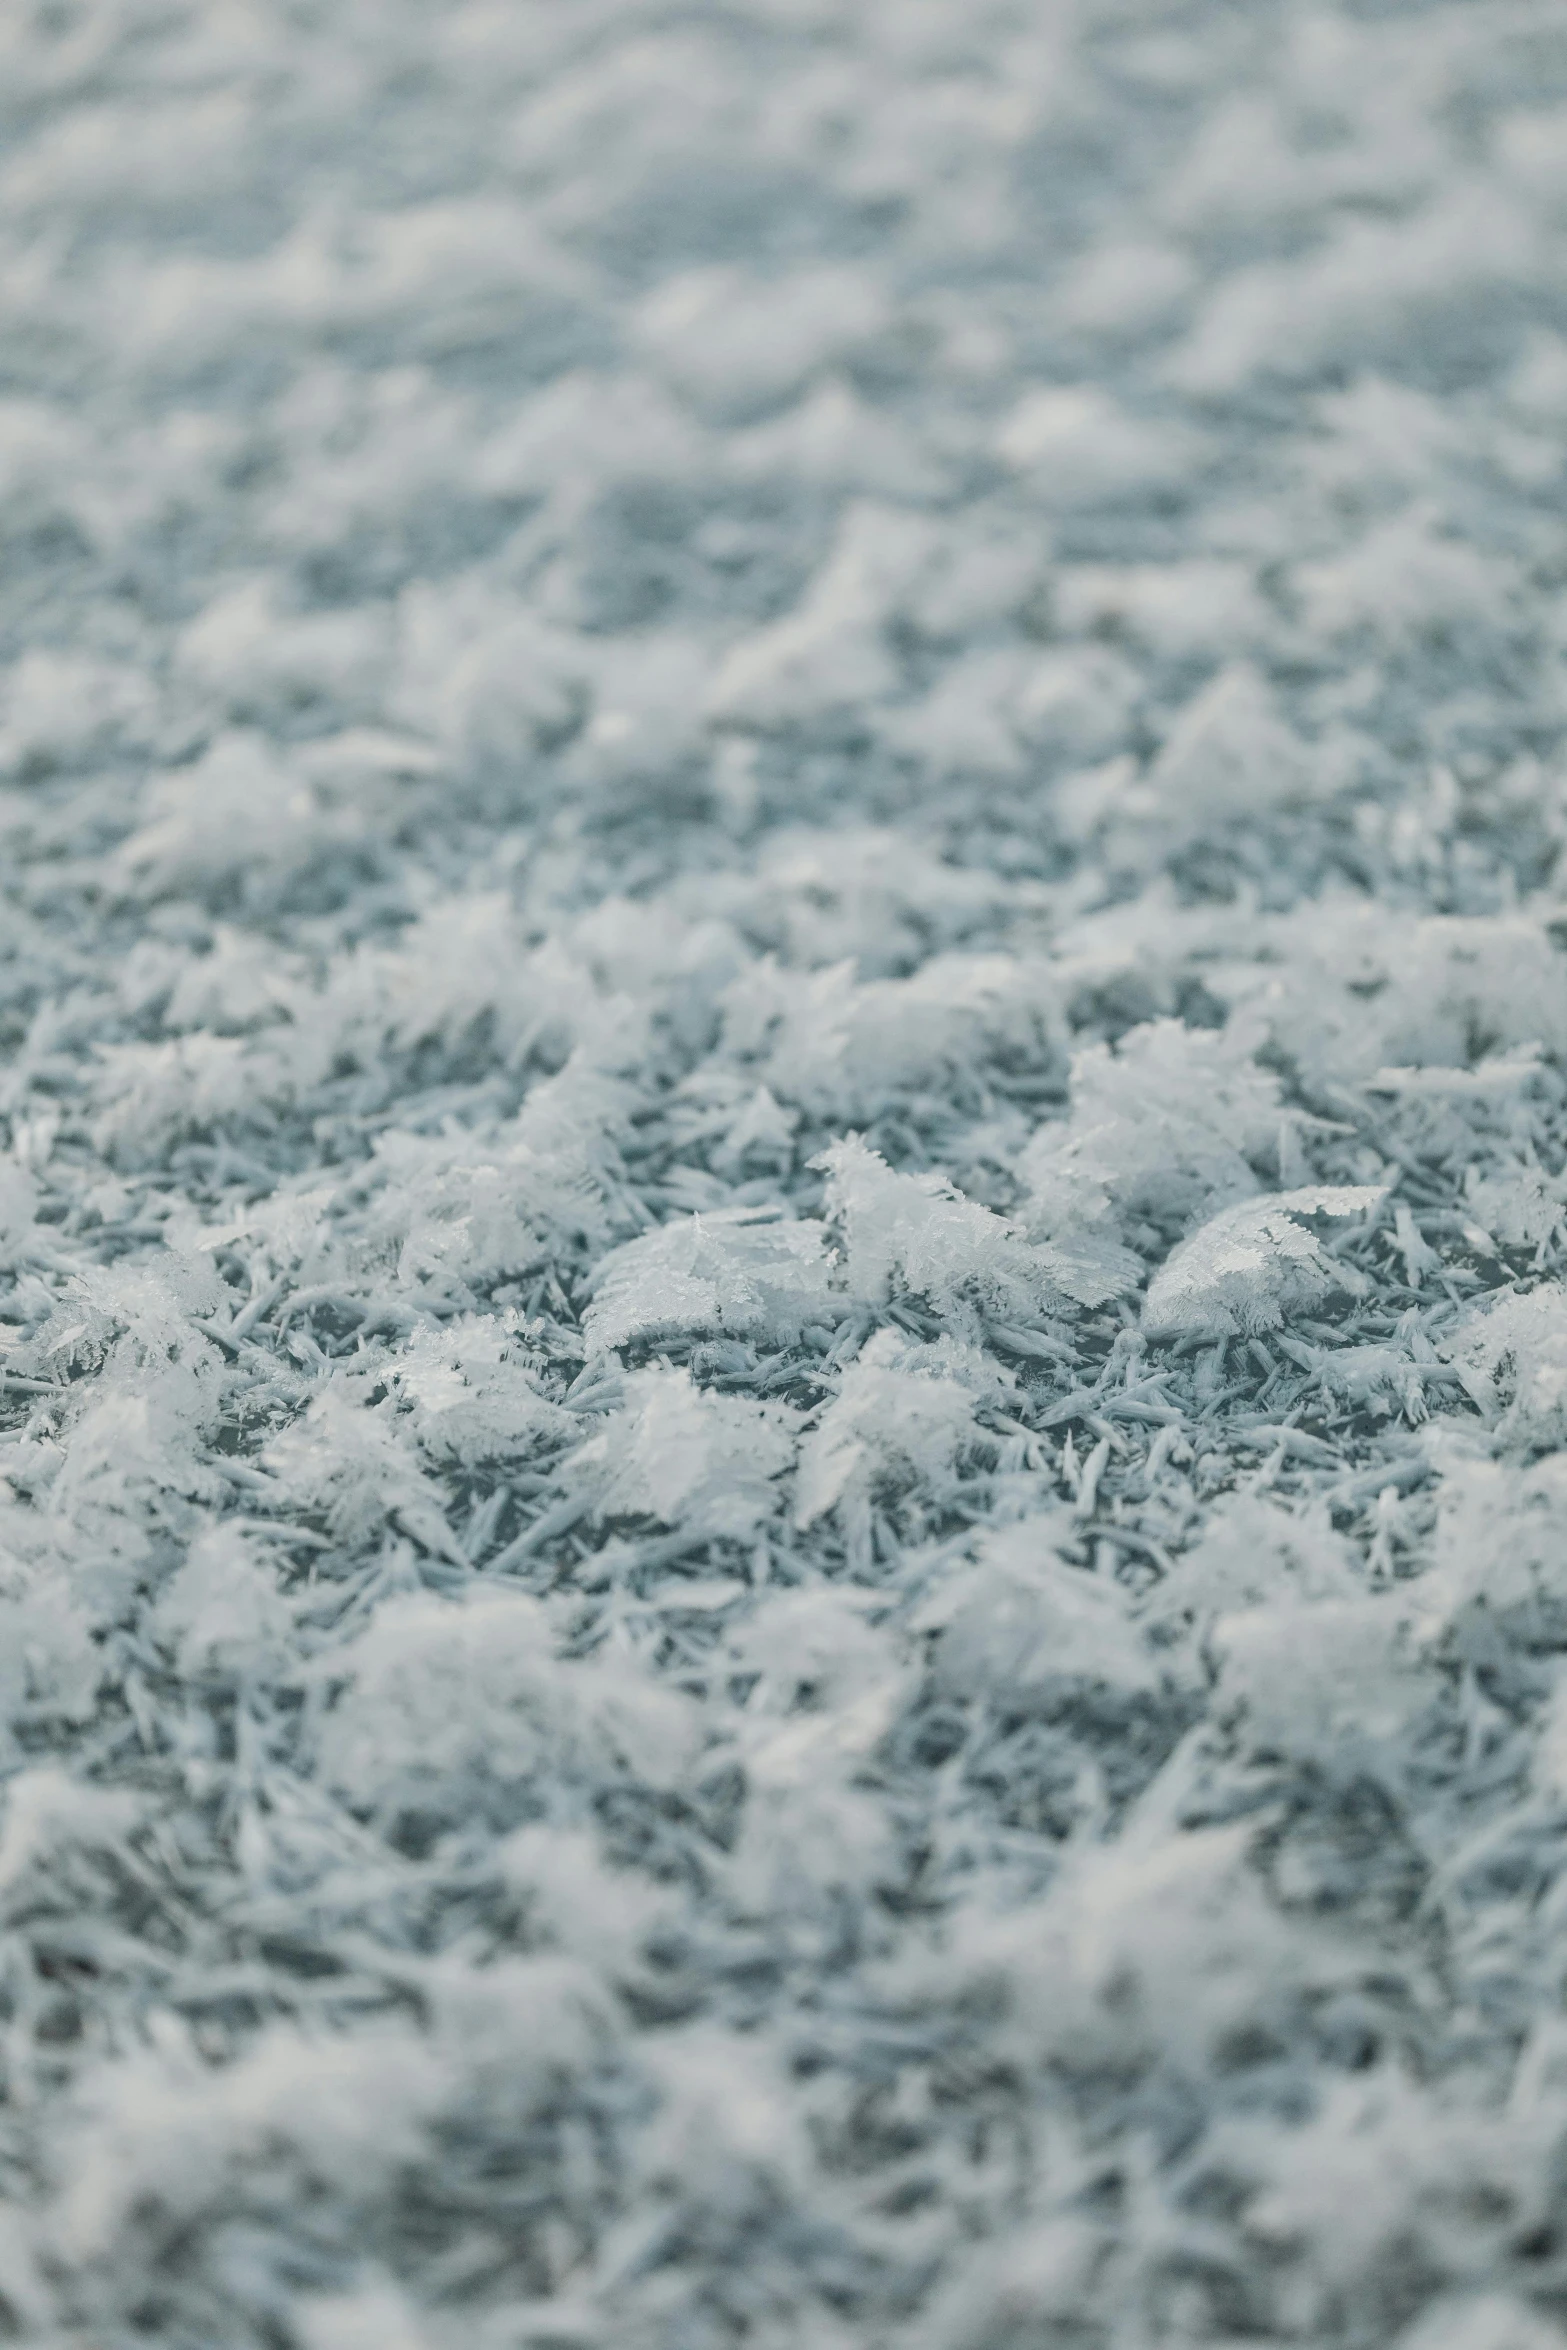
[2, 0, 1567, 2343]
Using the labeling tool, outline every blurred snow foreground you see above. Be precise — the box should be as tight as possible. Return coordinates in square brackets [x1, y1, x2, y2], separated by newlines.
[4, 3, 1567, 2346]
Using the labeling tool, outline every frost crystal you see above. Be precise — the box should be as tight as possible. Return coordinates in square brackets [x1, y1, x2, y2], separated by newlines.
[571, 1364, 797, 1541]
[583, 1206, 836, 1351]
[1143, 1184, 1388, 1337]
[5, 1, 1567, 2342]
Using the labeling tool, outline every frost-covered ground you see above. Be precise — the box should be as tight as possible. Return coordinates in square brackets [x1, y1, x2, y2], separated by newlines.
[3, 1, 1567, 2344]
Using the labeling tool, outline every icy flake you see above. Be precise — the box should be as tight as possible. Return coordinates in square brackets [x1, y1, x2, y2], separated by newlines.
[582, 1206, 837, 1352]
[570, 1364, 798, 1541]
[1143, 1184, 1388, 1338]
[817, 1133, 1075, 1325]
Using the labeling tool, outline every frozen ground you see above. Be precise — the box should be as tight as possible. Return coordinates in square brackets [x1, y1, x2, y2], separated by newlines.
[2, 0, 1567, 2343]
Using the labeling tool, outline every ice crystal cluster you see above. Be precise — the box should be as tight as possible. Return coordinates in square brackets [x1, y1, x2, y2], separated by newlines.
[3, 1, 1567, 2344]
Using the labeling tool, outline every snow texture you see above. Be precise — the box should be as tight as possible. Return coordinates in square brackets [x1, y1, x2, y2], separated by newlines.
[1, 1, 1567, 2344]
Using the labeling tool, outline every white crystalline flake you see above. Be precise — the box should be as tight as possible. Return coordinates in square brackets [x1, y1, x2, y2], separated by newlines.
[570, 1364, 797, 1540]
[1143, 1185, 1388, 1338]
[583, 1207, 837, 1351]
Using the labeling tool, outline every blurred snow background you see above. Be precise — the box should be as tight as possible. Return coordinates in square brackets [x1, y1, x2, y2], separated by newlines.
[2, 0, 1567, 2343]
